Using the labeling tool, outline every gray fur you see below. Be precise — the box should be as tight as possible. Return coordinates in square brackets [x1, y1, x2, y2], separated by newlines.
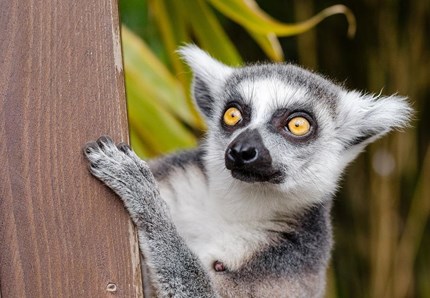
[193, 77, 216, 118]
[149, 148, 207, 181]
[83, 46, 412, 297]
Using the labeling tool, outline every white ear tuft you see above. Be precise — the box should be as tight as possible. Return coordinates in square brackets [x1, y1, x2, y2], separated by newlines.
[177, 44, 233, 84]
[337, 90, 413, 147]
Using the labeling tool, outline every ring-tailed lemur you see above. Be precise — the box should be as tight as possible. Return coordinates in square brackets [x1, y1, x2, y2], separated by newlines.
[84, 45, 412, 297]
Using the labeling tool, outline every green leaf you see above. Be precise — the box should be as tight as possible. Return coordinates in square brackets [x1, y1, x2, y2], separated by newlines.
[181, 0, 242, 65]
[248, 32, 284, 61]
[126, 73, 197, 156]
[210, 0, 356, 37]
[148, 0, 189, 74]
[122, 26, 196, 127]
[148, 0, 204, 128]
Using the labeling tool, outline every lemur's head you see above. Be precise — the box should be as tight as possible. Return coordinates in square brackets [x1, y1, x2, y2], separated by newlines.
[180, 45, 412, 209]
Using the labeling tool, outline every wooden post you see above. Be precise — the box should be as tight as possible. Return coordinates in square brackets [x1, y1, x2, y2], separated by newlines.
[0, 0, 143, 297]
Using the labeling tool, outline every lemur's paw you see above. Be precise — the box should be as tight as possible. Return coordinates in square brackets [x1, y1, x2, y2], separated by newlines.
[83, 137, 164, 227]
[116, 142, 156, 183]
[83, 136, 154, 196]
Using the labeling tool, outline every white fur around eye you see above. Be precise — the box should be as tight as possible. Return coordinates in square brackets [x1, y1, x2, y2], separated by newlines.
[236, 79, 309, 124]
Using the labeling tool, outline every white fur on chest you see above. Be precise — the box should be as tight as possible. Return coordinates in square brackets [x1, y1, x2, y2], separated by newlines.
[157, 164, 272, 271]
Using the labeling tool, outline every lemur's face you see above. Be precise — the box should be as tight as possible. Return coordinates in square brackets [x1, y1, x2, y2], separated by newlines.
[203, 66, 347, 202]
[180, 46, 411, 205]
[217, 67, 340, 187]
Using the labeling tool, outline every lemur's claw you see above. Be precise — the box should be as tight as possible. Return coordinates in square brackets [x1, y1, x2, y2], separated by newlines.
[117, 142, 131, 153]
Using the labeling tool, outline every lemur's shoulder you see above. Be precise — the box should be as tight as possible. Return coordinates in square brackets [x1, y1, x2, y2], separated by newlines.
[244, 202, 332, 274]
[149, 147, 207, 181]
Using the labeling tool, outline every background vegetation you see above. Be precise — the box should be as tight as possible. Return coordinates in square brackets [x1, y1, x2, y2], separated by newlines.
[119, 1, 430, 297]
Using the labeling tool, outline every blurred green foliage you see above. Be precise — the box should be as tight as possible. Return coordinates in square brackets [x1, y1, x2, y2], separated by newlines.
[120, 0, 430, 297]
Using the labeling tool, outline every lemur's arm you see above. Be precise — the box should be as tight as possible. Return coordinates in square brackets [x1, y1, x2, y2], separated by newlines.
[84, 136, 216, 298]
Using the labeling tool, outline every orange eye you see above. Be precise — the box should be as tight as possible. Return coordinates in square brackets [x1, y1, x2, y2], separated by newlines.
[223, 107, 242, 126]
[287, 116, 310, 136]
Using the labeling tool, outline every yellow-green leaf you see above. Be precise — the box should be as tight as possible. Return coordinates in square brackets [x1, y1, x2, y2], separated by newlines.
[126, 74, 197, 156]
[248, 32, 284, 62]
[210, 0, 356, 37]
[149, 0, 189, 75]
[122, 26, 196, 127]
[181, 0, 242, 65]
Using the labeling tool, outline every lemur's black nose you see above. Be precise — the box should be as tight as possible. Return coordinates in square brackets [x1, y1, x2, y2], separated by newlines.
[225, 129, 272, 170]
[227, 145, 258, 164]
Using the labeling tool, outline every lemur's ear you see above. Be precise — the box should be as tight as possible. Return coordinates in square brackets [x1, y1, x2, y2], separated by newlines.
[337, 91, 412, 159]
[178, 45, 233, 119]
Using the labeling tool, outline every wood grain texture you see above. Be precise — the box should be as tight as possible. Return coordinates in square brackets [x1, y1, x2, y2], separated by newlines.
[0, 0, 143, 297]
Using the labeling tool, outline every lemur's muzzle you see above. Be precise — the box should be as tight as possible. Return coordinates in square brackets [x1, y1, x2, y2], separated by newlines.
[225, 129, 283, 183]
